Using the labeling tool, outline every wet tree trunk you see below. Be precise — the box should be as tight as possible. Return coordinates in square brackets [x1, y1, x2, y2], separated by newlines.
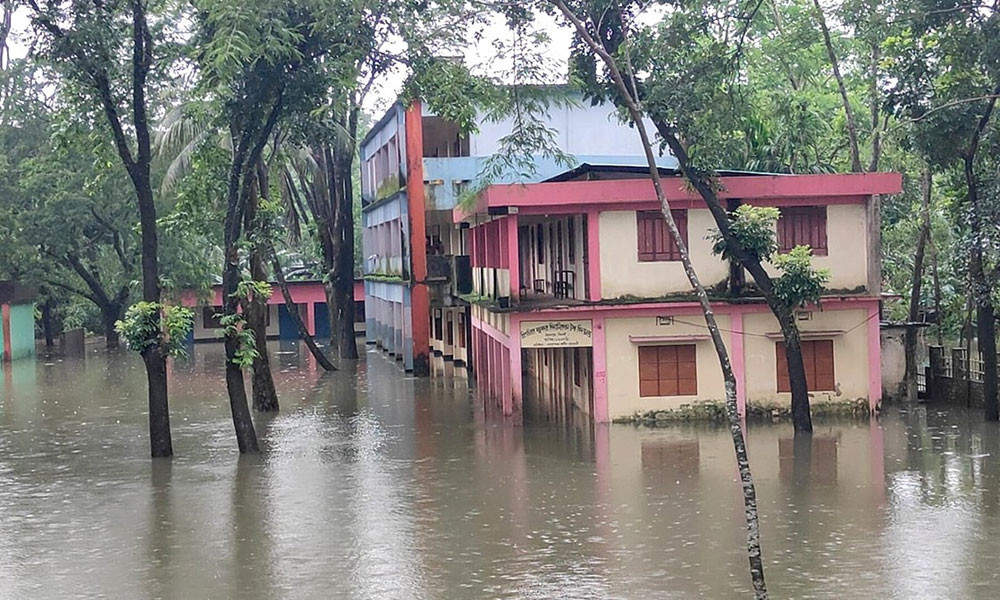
[103, 304, 122, 349]
[41, 300, 54, 348]
[963, 87, 999, 420]
[905, 167, 931, 402]
[549, 3, 769, 595]
[325, 129, 359, 360]
[654, 125, 812, 434]
[268, 242, 336, 371]
[246, 167, 279, 412]
[967, 161, 998, 420]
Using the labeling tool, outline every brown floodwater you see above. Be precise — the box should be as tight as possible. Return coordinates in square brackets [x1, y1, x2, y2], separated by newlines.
[1, 341, 999, 599]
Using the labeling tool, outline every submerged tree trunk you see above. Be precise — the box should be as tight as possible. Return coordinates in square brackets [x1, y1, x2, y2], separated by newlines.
[967, 154, 999, 421]
[268, 242, 336, 371]
[549, 3, 768, 595]
[41, 300, 54, 348]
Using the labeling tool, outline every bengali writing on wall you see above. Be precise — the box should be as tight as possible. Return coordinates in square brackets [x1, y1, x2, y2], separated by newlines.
[520, 320, 593, 348]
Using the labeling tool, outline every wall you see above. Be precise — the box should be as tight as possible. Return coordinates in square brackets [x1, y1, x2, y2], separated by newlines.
[470, 100, 663, 159]
[759, 204, 869, 291]
[599, 209, 729, 299]
[603, 314, 731, 418]
[742, 307, 871, 404]
[599, 204, 870, 300]
[192, 305, 279, 342]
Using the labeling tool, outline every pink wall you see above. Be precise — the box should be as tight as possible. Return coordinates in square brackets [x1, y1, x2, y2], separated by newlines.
[177, 280, 363, 308]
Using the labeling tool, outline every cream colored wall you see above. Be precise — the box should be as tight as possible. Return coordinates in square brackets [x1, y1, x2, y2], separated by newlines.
[604, 314, 730, 418]
[742, 308, 871, 403]
[192, 305, 279, 341]
[599, 210, 728, 299]
[759, 204, 869, 291]
[599, 204, 870, 300]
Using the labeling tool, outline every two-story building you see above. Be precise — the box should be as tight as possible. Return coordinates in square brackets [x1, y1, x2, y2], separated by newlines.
[359, 93, 672, 374]
[456, 166, 901, 422]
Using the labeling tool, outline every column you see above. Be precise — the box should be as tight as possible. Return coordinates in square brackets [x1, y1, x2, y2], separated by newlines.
[592, 314, 609, 422]
[586, 210, 601, 301]
[730, 309, 747, 416]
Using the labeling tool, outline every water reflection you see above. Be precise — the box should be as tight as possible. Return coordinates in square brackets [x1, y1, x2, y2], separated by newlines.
[1, 344, 1000, 598]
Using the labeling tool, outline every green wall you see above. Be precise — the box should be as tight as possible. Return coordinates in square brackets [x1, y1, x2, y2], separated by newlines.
[5, 303, 35, 361]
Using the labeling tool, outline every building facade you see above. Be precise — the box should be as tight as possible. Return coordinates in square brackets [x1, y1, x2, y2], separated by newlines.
[458, 170, 901, 421]
[360, 95, 901, 422]
[360, 94, 672, 374]
[0, 282, 36, 362]
[180, 281, 365, 342]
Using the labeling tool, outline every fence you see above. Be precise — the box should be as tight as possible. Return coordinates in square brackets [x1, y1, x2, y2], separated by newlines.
[925, 346, 1000, 407]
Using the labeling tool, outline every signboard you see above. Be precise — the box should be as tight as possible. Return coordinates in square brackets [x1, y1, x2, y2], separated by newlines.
[520, 320, 593, 348]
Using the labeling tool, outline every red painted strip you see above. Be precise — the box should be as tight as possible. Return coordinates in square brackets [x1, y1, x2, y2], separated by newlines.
[2, 303, 11, 362]
[405, 101, 431, 372]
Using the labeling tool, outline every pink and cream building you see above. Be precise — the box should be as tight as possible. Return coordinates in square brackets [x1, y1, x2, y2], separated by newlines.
[458, 167, 901, 422]
[359, 92, 901, 422]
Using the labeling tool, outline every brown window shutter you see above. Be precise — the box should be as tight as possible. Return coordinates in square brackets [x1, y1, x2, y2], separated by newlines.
[776, 342, 790, 393]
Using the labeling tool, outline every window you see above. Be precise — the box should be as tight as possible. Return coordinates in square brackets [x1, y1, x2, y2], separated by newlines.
[638, 345, 697, 397]
[446, 311, 454, 345]
[433, 309, 443, 340]
[203, 307, 223, 329]
[637, 210, 688, 262]
[776, 339, 834, 392]
[457, 313, 466, 348]
[777, 206, 827, 255]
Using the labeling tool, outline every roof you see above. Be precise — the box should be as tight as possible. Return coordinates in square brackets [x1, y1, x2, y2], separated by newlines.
[544, 162, 776, 182]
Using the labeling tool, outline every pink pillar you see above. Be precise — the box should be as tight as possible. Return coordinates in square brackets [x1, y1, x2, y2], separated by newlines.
[1, 303, 10, 362]
[592, 315, 609, 422]
[586, 210, 601, 301]
[867, 302, 882, 412]
[507, 216, 520, 301]
[306, 302, 316, 336]
[730, 309, 746, 416]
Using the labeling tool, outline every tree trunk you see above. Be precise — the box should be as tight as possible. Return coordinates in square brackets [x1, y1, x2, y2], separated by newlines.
[41, 300, 54, 348]
[905, 166, 931, 402]
[778, 308, 813, 432]
[326, 138, 359, 360]
[103, 304, 122, 349]
[655, 123, 813, 433]
[966, 154, 999, 420]
[268, 243, 337, 371]
[141, 347, 171, 457]
[134, 171, 171, 458]
[548, 3, 769, 595]
[222, 133, 260, 453]
[245, 175, 279, 412]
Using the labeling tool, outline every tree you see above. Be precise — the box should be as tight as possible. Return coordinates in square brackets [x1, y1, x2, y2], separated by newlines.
[545, 2, 769, 596]
[27, 0, 186, 457]
[884, 2, 1000, 420]
[564, 0, 832, 434]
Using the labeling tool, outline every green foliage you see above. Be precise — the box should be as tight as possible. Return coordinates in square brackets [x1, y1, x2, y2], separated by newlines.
[710, 205, 781, 260]
[115, 302, 194, 357]
[772, 246, 831, 307]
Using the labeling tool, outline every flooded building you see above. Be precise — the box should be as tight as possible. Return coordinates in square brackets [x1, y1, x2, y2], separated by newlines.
[0, 281, 36, 362]
[181, 280, 365, 342]
[360, 95, 901, 422]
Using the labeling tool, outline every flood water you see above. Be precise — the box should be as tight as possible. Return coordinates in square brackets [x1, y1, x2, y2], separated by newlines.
[1, 342, 1000, 599]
